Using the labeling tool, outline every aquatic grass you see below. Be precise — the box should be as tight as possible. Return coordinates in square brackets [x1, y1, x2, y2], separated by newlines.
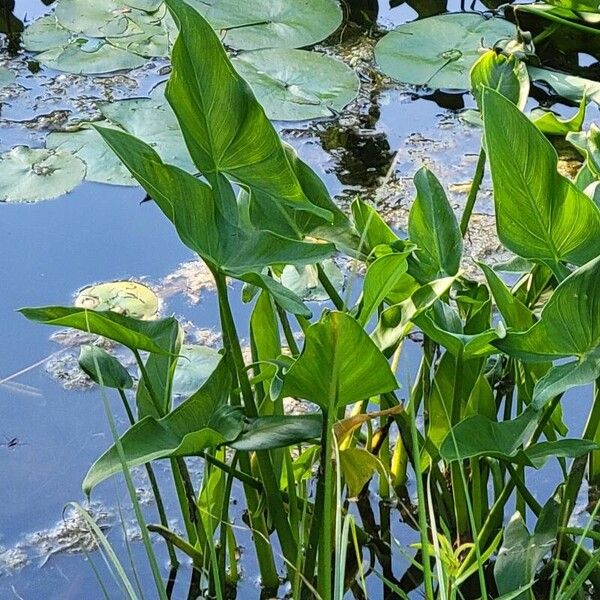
[70, 502, 139, 600]
[85, 318, 168, 600]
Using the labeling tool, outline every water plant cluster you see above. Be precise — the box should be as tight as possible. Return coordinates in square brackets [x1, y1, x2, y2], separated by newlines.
[9, 0, 600, 598]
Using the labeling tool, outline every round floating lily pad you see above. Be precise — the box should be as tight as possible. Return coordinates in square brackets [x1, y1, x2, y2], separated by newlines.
[36, 38, 147, 74]
[0, 147, 85, 203]
[194, 0, 342, 50]
[124, 0, 163, 10]
[232, 49, 360, 121]
[22, 15, 71, 52]
[0, 66, 15, 88]
[98, 92, 195, 172]
[75, 281, 159, 320]
[281, 259, 343, 302]
[46, 124, 136, 186]
[56, 0, 138, 38]
[375, 14, 516, 90]
[107, 22, 170, 57]
[172, 345, 222, 397]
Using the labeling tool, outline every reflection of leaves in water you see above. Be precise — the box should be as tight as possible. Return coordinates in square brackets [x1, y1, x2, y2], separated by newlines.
[0, 0, 23, 53]
[319, 120, 393, 188]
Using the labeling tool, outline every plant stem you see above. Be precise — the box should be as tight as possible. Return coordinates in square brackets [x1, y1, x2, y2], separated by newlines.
[214, 271, 298, 570]
[589, 380, 600, 486]
[317, 407, 336, 600]
[517, 4, 600, 36]
[460, 148, 486, 237]
[560, 384, 600, 528]
[450, 348, 469, 538]
[317, 263, 344, 310]
[409, 395, 434, 599]
[132, 349, 161, 414]
[276, 303, 300, 355]
[117, 389, 178, 568]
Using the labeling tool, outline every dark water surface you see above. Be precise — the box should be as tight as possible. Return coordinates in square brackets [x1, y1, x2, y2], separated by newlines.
[1, 0, 600, 598]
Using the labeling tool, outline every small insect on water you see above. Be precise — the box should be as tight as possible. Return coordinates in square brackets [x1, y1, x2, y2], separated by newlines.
[1, 435, 28, 449]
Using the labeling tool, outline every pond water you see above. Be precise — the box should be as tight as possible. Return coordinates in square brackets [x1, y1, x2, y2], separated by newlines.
[1, 0, 600, 598]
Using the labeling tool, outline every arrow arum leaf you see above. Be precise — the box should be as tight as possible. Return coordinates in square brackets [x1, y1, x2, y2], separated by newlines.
[83, 359, 241, 493]
[229, 414, 323, 451]
[164, 0, 331, 223]
[282, 311, 398, 410]
[20, 306, 177, 354]
[408, 167, 462, 283]
[470, 50, 529, 110]
[483, 87, 600, 268]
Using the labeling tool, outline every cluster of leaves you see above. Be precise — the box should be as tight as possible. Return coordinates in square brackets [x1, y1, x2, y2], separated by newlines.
[8, 0, 600, 203]
[18, 1, 600, 600]
[1, 0, 358, 202]
[21, 0, 344, 74]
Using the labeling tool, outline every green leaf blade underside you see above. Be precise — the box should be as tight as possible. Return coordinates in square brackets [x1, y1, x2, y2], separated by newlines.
[79, 345, 133, 390]
[84, 359, 241, 494]
[495, 501, 560, 600]
[164, 0, 331, 222]
[372, 276, 457, 354]
[496, 255, 600, 406]
[442, 410, 598, 467]
[496, 255, 600, 361]
[482, 87, 600, 267]
[282, 311, 398, 410]
[96, 126, 335, 272]
[357, 252, 410, 327]
[479, 262, 534, 331]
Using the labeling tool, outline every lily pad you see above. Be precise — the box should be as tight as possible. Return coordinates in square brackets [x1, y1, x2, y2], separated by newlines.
[74, 281, 159, 320]
[46, 86, 194, 185]
[172, 344, 222, 397]
[232, 49, 360, 121]
[46, 124, 136, 186]
[0, 147, 85, 203]
[124, 0, 163, 10]
[98, 91, 195, 172]
[36, 38, 147, 74]
[194, 0, 343, 50]
[22, 15, 71, 52]
[107, 21, 170, 57]
[55, 0, 147, 38]
[0, 66, 15, 88]
[375, 14, 516, 90]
